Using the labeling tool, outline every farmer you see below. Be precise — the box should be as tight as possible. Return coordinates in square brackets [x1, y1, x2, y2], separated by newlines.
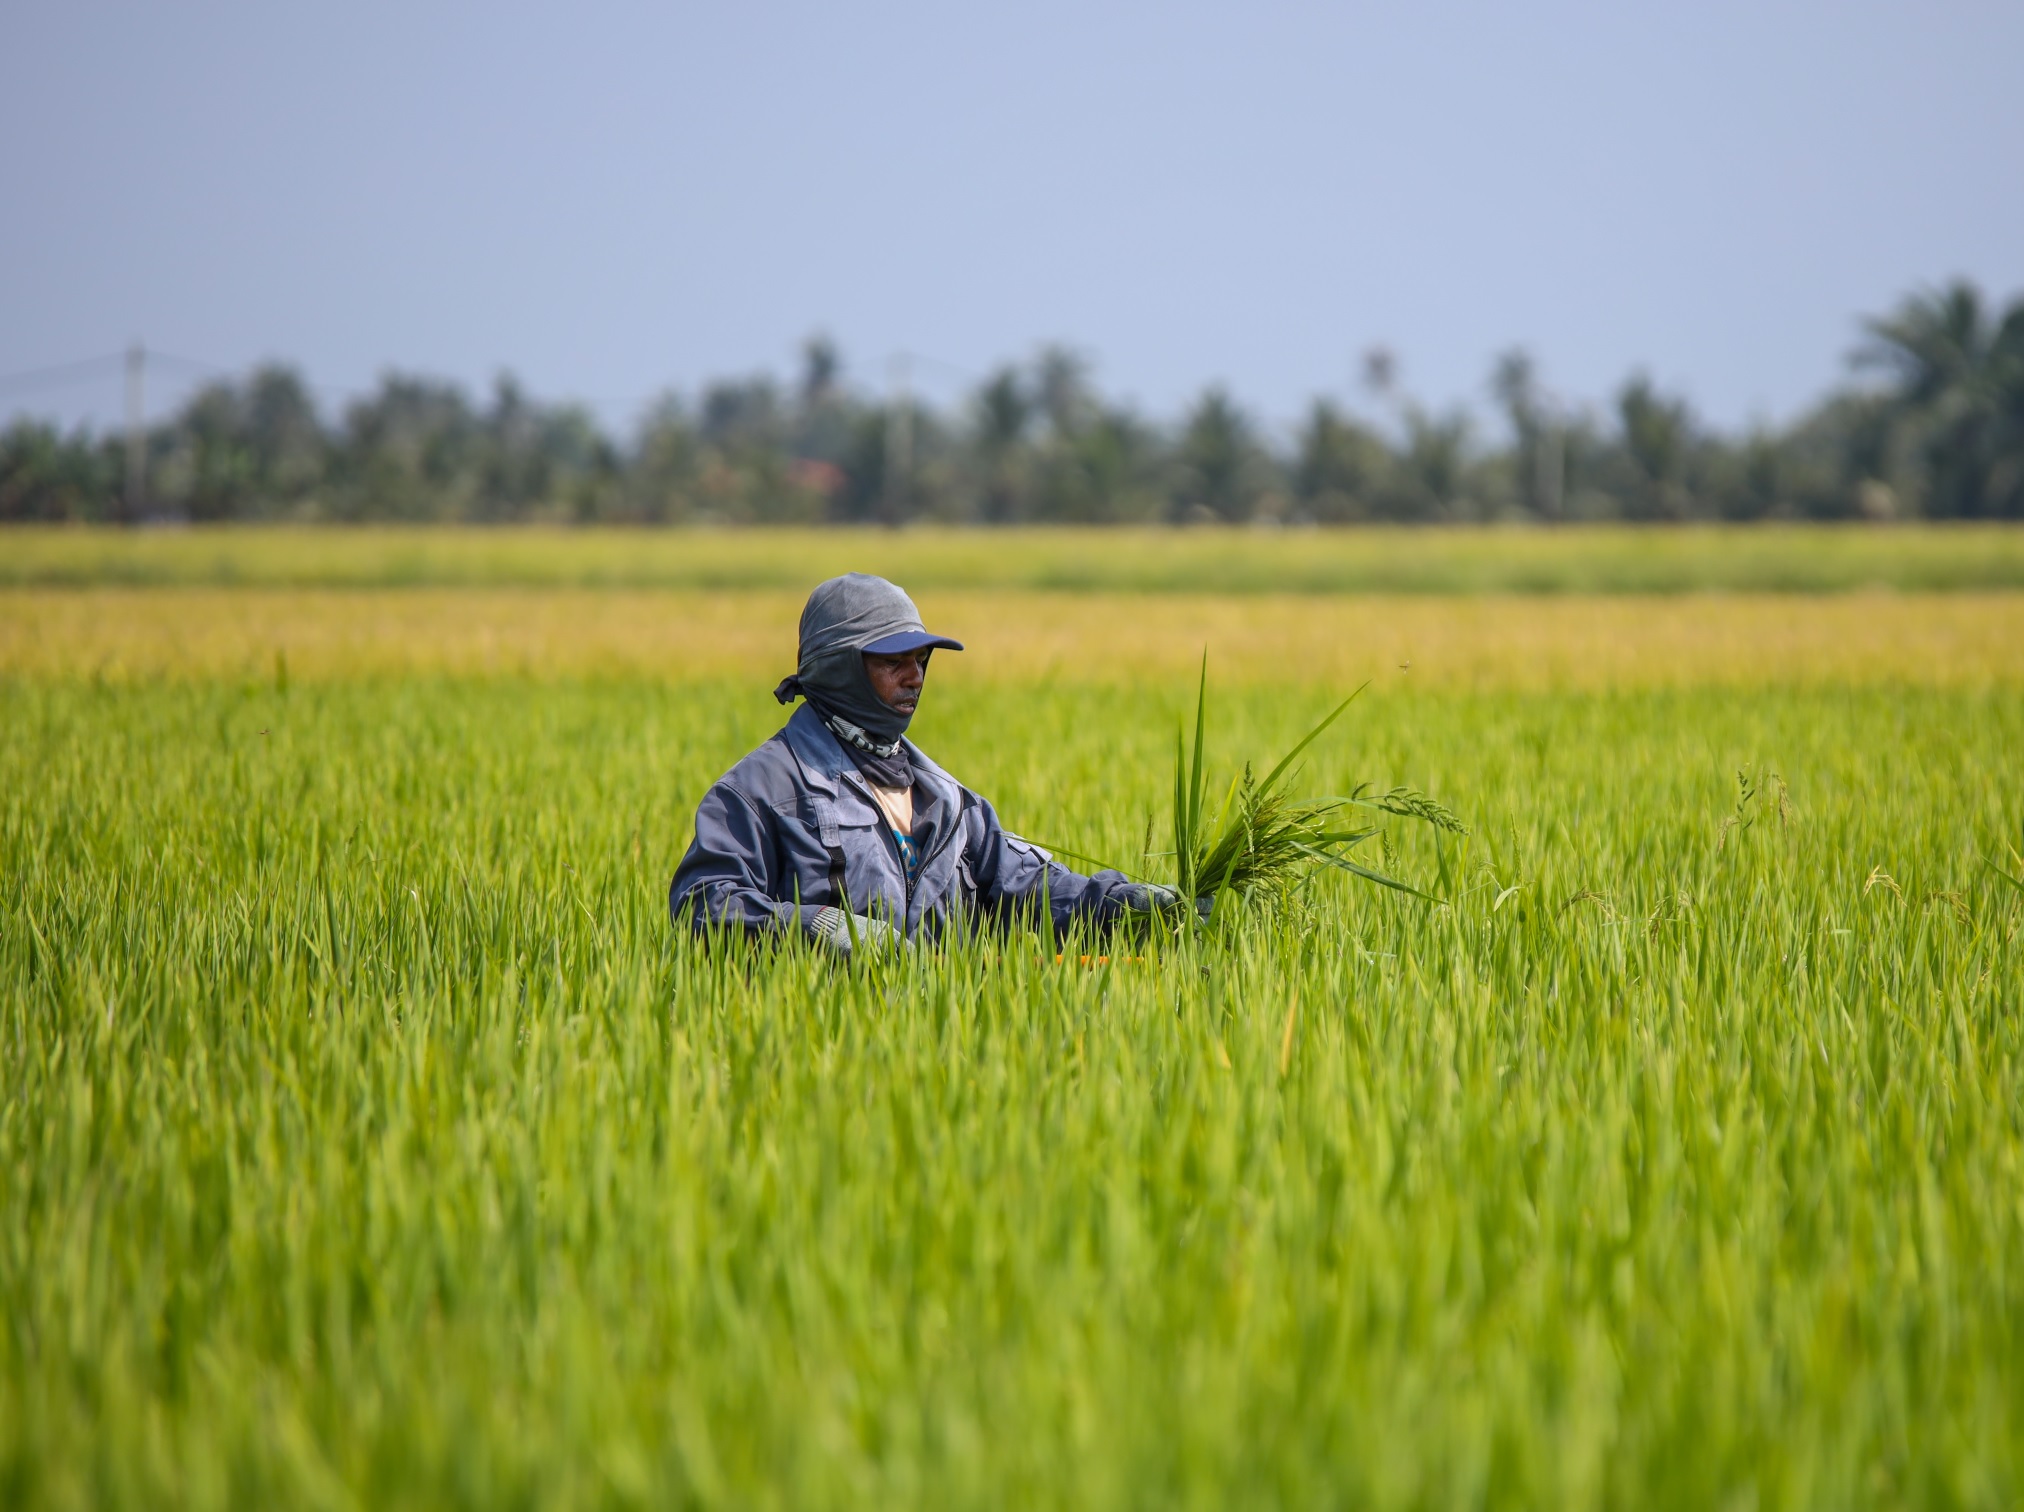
[669, 573, 1177, 955]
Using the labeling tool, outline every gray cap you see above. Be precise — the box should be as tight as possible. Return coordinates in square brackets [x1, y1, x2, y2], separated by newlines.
[796, 573, 964, 663]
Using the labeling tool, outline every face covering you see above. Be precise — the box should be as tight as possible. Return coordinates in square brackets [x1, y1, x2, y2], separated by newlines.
[809, 668, 919, 788]
[772, 573, 963, 788]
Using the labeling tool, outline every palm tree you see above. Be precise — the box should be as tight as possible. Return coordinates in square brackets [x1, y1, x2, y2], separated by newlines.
[972, 367, 1032, 523]
[1615, 374, 1695, 520]
[798, 335, 841, 408]
[1855, 280, 2024, 518]
[1173, 388, 1266, 523]
[1858, 282, 1989, 406]
[1033, 346, 1091, 440]
[1491, 348, 1563, 519]
[1293, 399, 1386, 522]
[1397, 407, 1474, 520]
[1992, 303, 2024, 513]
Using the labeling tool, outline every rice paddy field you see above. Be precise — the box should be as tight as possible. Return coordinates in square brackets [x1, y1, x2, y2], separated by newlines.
[4, 526, 2023, 1509]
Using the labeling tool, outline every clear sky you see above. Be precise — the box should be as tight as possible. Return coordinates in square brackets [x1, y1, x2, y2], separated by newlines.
[3, 0, 2019, 440]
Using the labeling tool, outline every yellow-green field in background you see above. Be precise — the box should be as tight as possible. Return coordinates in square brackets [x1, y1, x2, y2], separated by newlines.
[3, 586, 2021, 689]
[6, 522, 2024, 593]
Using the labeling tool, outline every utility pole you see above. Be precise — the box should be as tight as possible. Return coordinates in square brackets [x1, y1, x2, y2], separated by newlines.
[124, 342, 146, 523]
[885, 352, 911, 525]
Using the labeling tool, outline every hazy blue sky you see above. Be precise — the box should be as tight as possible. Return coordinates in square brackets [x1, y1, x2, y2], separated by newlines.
[3, 0, 2019, 439]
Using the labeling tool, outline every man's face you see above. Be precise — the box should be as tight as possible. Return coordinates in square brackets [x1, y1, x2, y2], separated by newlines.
[864, 649, 929, 716]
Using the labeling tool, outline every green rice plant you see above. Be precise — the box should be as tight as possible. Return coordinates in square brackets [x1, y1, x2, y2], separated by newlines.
[4, 582, 2024, 1510]
[1169, 655, 1466, 909]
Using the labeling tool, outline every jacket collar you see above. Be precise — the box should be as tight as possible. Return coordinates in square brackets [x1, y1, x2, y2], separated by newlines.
[901, 740, 962, 817]
[780, 703, 850, 795]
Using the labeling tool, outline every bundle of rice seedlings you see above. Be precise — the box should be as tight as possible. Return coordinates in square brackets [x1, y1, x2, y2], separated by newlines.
[1169, 656, 1466, 909]
[1043, 656, 1465, 914]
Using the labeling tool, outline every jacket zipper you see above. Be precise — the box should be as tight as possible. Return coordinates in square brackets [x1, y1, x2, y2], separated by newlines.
[842, 771, 917, 913]
[910, 794, 973, 925]
[845, 773, 967, 926]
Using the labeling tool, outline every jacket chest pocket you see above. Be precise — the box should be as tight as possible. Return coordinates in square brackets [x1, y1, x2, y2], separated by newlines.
[796, 796, 897, 912]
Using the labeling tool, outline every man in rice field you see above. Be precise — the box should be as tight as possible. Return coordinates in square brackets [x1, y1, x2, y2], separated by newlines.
[670, 572, 1179, 956]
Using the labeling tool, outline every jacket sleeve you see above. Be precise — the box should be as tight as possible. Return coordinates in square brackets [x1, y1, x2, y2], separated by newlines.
[669, 783, 821, 939]
[964, 792, 1142, 931]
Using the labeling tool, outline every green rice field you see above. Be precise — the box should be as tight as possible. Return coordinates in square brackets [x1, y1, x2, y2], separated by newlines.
[4, 528, 2023, 1508]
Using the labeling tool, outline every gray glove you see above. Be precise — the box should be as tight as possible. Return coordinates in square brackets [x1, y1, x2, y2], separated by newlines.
[1121, 883, 1184, 913]
[1121, 884, 1216, 922]
[810, 906, 908, 958]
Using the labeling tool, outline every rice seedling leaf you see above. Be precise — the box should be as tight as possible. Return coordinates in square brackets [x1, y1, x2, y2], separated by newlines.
[1293, 842, 1444, 902]
[1256, 683, 1369, 799]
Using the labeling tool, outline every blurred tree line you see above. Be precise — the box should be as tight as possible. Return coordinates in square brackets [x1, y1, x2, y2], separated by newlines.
[6, 280, 2022, 526]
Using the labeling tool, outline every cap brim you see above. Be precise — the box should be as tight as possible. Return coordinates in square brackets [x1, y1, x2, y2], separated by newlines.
[862, 629, 965, 655]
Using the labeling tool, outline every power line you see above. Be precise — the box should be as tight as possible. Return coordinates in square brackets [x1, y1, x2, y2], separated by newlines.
[892, 348, 982, 390]
[143, 348, 235, 375]
[0, 352, 125, 396]
[103, 347, 380, 408]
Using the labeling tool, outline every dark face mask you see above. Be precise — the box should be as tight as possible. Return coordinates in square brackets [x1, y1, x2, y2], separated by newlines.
[772, 652, 917, 787]
[775, 647, 912, 745]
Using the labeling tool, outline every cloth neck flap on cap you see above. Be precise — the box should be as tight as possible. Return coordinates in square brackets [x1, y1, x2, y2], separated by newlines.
[771, 572, 932, 754]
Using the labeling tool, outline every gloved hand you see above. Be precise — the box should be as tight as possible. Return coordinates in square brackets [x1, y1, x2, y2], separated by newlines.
[810, 906, 908, 959]
[1124, 883, 1220, 917]
[1121, 884, 1218, 923]
[1120, 882, 1182, 913]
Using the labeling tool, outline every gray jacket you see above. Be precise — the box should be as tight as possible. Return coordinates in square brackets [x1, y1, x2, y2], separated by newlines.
[670, 705, 1140, 939]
